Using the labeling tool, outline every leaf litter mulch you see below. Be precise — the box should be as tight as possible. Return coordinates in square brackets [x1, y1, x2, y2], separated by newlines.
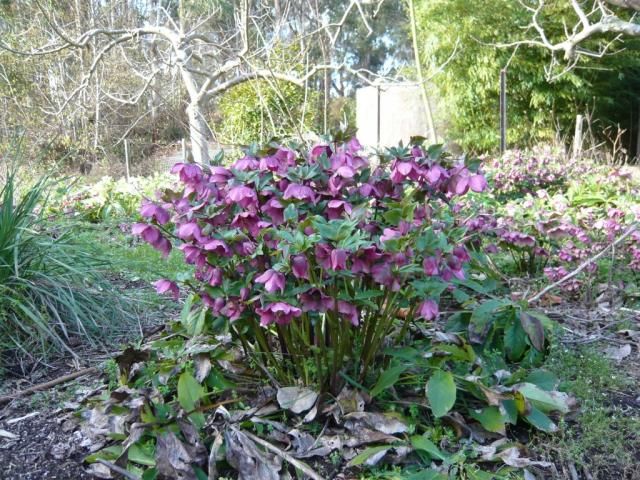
[0, 303, 639, 480]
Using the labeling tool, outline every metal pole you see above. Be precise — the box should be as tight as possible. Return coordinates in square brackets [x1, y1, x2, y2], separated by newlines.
[500, 69, 507, 154]
[124, 139, 130, 182]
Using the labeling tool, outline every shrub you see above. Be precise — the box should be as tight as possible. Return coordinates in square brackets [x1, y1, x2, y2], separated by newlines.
[48, 173, 175, 222]
[134, 137, 490, 393]
[0, 170, 134, 357]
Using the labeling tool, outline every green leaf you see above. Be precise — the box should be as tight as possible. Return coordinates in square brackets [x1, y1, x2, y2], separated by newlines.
[141, 468, 158, 480]
[525, 370, 558, 391]
[525, 406, 558, 432]
[426, 370, 456, 417]
[347, 445, 391, 466]
[504, 318, 527, 361]
[516, 383, 570, 414]
[370, 364, 407, 398]
[128, 442, 156, 466]
[519, 311, 545, 351]
[411, 435, 449, 461]
[470, 406, 507, 434]
[404, 470, 448, 480]
[469, 299, 510, 343]
[501, 399, 518, 425]
[177, 372, 203, 412]
[283, 204, 298, 222]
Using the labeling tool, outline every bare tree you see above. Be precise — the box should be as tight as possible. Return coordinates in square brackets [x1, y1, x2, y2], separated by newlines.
[503, 0, 640, 73]
[1, 0, 386, 164]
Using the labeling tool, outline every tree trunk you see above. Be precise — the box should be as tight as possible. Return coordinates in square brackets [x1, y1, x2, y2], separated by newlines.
[187, 102, 210, 164]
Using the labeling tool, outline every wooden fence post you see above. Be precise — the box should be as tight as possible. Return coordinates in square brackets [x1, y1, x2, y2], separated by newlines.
[572, 114, 583, 160]
[181, 138, 187, 161]
[124, 139, 131, 182]
[500, 69, 507, 154]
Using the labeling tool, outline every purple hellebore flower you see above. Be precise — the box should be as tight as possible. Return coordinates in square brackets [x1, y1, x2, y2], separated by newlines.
[131, 223, 172, 258]
[234, 240, 256, 256]
[311, 144, 332, 160]
[453, 246, 471, 262]
[171, 163, 203, 184]
[227, 185, 258, 209]
[423, 256, 440, 276]
[221, 299, 244, 322]
[419, 299, 439, 320]
[231, 211, 261, 237]
[338, 300, 360, 326]
[346, 137, 362, 154]
[334, 165, 356, 178]
[291, 255, 310, 279]
[351, 246, 383, 274]
[209, 166, 232, 185]
[201, 293, 225, 314]
[179, 244, 207, 267]
[390, 160, 421, 183]
[330, 249, 348, 271]
[283, 183, 315, 203]
[371, 263, 401, 291]
[254, 269, 286, 294]
[315, 243, 332, 269]
[177, 221, 203, 241]
[424, 164, 447, 185]
[203, 239, 231, 257]
[326, 200, 352, 220]
[256, 302, 302, 327]
[468, 174, 487, 192]
[140, 200, 170, 225]
[153, 279, 179, 301]
[299, 288, 332, 312]
[232, 156, 259, 171]
[204, 266, 223, 287]
[262, 197, 285, 225]
[446, 255, 465, 280]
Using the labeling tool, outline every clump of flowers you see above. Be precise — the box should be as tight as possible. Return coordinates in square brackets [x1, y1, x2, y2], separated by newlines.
[486, 146, 601, 197]
[133, 137, 486, 392]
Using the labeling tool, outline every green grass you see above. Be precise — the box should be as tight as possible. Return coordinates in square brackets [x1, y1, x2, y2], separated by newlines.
[70, 220, 187, 284]
[0, 170, 136, 358]
[532, 344, 640, 479]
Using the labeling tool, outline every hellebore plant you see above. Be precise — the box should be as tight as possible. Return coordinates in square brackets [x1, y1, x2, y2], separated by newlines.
[134, 137, 487, 393]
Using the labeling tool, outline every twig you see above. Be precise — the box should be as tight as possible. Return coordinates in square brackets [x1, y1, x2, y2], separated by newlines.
[0, 367, 98, 404]
[528, 223, 637, 304]
[241, 429, 325, 480]
[96, 459, 141, 480]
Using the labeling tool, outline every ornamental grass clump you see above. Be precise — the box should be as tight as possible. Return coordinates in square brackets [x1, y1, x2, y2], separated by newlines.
[134, 137, 487, 393]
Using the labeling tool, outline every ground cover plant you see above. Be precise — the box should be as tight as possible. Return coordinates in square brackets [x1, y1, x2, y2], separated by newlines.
[74, 136, 579, 479]
[47, 173, 176, 223]
[470, 149, 640, 299]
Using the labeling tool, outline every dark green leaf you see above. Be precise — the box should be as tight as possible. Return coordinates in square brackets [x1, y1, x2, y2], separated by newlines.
[370, 365, 407, 398]
[520, 311, 545, 351]
[426, 370, 456, 417]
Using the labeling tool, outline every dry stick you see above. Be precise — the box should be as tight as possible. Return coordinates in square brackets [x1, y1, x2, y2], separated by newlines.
[96, 459, 141, 480]
[528, 223, 638, 304]
[241, 430, 325, 480]
[0, 366, 98, 404]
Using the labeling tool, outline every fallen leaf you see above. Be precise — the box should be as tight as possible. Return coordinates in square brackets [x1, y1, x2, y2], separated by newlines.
[194, 353, 212, 383]
[605, 344, 632, 363]
[224, 428, 281, 480]
[276, 387, 318, 414]
[0, 429, 18, 440]
[156, 431, 197, 480]
[343, 411, 408, 435]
